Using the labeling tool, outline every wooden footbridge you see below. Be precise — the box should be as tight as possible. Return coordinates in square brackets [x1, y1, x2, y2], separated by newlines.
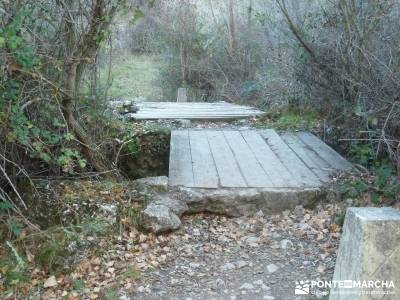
[168, 129, 352, 189]
[129, 93, 352, 190]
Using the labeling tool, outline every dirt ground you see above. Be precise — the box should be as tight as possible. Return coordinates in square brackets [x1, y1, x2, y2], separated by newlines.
[124, 205, 342, 300]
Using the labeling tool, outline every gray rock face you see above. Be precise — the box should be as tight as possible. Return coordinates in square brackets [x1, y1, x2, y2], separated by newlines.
[330, 207, 400, 300]
[153, 194, 188, 216]
[142, 203, 181, 234]
[134, 176, 169, 192]
[136, 176, 332, 234]
[177, 187, 324, 217]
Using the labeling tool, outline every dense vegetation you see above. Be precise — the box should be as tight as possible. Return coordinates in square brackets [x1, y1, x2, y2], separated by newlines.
[0, 0, 399, 297]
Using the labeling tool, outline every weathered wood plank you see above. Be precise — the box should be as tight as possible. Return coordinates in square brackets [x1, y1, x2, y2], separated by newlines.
[261, 130, 322, 187]
[134, 115, 260, 120]
[135, 112, 262, 115]
[281, 133, 332, 182]
[136, 102, 254, 106]
[169, 129, 351, 189]
[206, 130, 247, 188]
[131, 102, 265, 120]
[240, 131, 301, 187]
[189, 130, 219, 188]
[168, 130, 194, 187]
[297, 132, 353, 171]
[223, 130, 272, 187]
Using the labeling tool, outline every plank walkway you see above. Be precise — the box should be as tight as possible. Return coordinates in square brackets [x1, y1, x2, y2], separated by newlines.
[169, 129, 353, 188]
[129, 102, 265, 120]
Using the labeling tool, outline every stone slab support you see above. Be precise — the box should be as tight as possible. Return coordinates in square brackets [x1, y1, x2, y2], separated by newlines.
[330, 207, 400, 300]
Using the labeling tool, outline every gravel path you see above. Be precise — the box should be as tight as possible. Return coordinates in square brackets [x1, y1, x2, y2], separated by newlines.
[125, 205, 341, 300]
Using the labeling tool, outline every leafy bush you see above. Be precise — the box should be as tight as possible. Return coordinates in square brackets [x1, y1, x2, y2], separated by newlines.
[339, 163, 399, 205]
[253, 109, 321, 131]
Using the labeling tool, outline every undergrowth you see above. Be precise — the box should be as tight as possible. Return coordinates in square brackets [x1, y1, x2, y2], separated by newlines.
[0, 180, 148, 297]
[252, 109, 321, 131]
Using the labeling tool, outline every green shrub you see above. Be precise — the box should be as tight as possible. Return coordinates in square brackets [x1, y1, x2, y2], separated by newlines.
[339, 162, 399, 205]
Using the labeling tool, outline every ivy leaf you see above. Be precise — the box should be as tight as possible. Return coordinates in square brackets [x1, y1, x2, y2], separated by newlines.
[0, 200, 13, 211]
[8, 221, 22, 237]
[371, 192, 381, 205]
[64, 132, 75, 141]
[78, 159, 87, 169]
[132, 7, 145, 23]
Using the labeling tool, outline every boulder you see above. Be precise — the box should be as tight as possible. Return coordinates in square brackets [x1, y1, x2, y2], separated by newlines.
[142, 203, 181, 234]
[177, 187, 324, 217]
[330, 207, 400, 300]
[134, 176, 169, 192]
[153, 194, 188, 216]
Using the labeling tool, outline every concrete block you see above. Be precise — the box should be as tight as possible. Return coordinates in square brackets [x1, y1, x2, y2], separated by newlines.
[330, 207, 400, 300]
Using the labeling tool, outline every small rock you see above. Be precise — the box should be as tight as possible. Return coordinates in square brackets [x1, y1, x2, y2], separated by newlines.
[218, 235, 230, 243]
[345, 198, 354, 205]
[317, 264, 326, 273]
[266, 264, 279, 274]
[263, 296, 275, 300]
[99, 204, 117, 215]
[193, 228, 201, 236]
[302, 261, 311, 266]
[272, 232, 281, 239]
[189, 262, 200, 268]
[254, 279, 264, 286]
[298, 223, 309, 230]
[280, 239, 294, 249]
[237, 261, 248, 268]
[240, 283, 255, 290]
[142, 203, 181, 233]
[293, 205, 305, 216]
[216, 278, 225, 286]
[222, 262, 235, 271]
[245, 236, 259, 246]
[261, 284, 271, 291]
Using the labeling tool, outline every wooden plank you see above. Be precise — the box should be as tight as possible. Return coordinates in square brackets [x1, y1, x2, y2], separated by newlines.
[189, 130, 219, 188]
[132, 102, 265, 120]
[223, 130, 272, 187]
[296, 132, 353, 171]
[133, 115, 261, 120]
[240, 131, 301, 187]
[137, 106, 260, 110]
[136, 109, 261, 112]
[136, 106, 255, 110]
[205, 130, 247, 188]
[168, 130, 194, 187]
[260, 130, 322, 187]
[136, 103, 257, 107]
[136, 102, 254, 106]
[134, 114, 261, 117]
[134, 109, 262, 115]
[281, 133, 332, 182]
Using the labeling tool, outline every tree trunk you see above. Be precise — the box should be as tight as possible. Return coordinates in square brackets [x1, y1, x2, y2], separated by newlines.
[228, 0, 237, 56]
[58, 0, 122, 175]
